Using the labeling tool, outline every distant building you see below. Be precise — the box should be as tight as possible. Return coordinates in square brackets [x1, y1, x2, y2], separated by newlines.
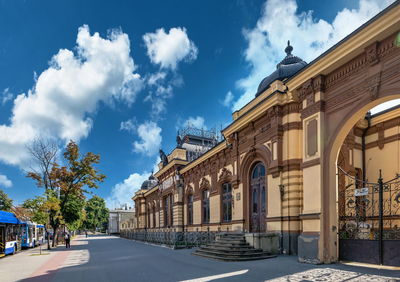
[108, 209, 135, 234]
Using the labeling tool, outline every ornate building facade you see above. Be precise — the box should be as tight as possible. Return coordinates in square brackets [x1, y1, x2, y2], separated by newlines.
[130, 2, 400, 266]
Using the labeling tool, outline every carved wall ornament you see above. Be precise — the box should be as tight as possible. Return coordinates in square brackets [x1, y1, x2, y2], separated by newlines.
[249, 147, 257, 159]
[185, 185, 194, 195]
[218, 167, 233, 183]
[306, 94, 314, 106]
[367, 72, 381, 100]
[299, 75, 325, 104]
[299, 79, 313, 101]
[312, 75, 325, 93]
[199, 177, 210, 191]
[365, 41, 379, 66]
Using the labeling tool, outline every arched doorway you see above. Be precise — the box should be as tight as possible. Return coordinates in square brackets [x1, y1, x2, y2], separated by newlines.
[324, 95, 400, 266]
[250, 162, 266, 232]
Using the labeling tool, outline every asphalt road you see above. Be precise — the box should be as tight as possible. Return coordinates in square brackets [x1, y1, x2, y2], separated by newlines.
[19, 235, 400, 282]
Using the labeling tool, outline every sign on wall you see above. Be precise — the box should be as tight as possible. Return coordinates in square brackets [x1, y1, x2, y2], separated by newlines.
[354, 187, 368, 197]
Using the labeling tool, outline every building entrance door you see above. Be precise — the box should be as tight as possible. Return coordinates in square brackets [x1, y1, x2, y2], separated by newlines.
[250, 162, 266, 233]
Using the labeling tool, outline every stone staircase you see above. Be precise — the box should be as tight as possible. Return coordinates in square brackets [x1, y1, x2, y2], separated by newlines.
[193, 232, 276, 261]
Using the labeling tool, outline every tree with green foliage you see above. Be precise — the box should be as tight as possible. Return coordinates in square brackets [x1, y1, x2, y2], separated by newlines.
[27, 140, 105, 246]
[84, 196, 109, 232]
[0, 189, 13, 211]
[22, 196, 48, 224]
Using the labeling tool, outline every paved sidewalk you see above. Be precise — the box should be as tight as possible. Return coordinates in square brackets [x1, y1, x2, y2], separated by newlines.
[0, 236, 83, 282]
[1, 235, 400, 282]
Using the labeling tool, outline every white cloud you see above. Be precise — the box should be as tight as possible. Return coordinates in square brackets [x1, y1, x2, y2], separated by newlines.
[106, 171, 150, 209]
[106, 156, 161, 209]
[143, 27, 198, 70]
[0, 174, 12, 188]
[180, 116, 206, 129]
[233, 0, 394, 110]
[144, 72, 178, 118]
[1, 88, 13, 105]
[221, 91, 234, 108]
[0, 25, 143, 167]
[120, 118, 137, 133]
[147, 72, 167, 86]
[142, 26, 196, 118]
[133, 121, 162, 156]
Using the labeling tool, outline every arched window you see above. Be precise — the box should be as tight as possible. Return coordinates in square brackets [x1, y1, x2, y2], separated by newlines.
[152, 205, 156, 228]
[250, 162, 267, 232]
[187, 194, 193, 225]
[147, 205, 151, 228]
[202, 190, 210, 223]
[252, 162, 266, 179]
[163, 194, 174, 227]
[164, 195, 170, 227]
[222, 183, 232, 222]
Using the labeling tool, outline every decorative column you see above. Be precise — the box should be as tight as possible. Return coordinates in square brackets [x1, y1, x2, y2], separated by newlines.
[297, 75, 326, 264]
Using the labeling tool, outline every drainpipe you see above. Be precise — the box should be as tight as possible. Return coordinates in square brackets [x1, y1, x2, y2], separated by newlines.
[362, 112, 372, 183]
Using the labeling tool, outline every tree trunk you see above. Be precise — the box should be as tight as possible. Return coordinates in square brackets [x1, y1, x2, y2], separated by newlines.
[52, 226, 58, 247]
[45, 225, 51, 250]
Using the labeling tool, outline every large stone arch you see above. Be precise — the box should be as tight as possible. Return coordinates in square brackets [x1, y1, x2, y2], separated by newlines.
[321, 87, 400, 262]
[239, 144, 272, 232]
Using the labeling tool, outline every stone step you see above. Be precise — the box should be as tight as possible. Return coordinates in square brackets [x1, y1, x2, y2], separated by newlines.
[202, 244, 255, 250]
[192, 232, 276, 262]
[218, 234, 245, 238]
[215, 238, 246, 243]
[193, 250, 276, 262]
[207, 242, 251, 248]
[200, 246, 264, 254]
[195, 249, 268, 257]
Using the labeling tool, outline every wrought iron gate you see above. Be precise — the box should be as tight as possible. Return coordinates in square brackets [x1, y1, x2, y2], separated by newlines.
[338, 168, 400, 266]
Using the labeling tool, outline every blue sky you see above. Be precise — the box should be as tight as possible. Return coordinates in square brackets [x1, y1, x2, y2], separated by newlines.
[0, 0, 395, 208]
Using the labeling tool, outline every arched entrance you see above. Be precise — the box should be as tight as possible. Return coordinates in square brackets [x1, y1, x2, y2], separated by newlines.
[324, 94, 400, 266]
[250, 162, 266, 232]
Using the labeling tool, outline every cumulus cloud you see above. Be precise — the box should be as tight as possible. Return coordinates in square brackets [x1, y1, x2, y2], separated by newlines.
[180, 116, 206, 129]
[106, 156, 161, 209]
[106, 171, 150, 209]
[221, 91, 234, 108]
[145, 72, 185, 118]
[133, 121, 162, 156]
[0, 174, 12, 188]
[233, 0, 394, 110]
[1, 88, 13, 105]
[120, 117, 137, 133]
[0, 25, 143, 167]
[143, 27, 198, 70]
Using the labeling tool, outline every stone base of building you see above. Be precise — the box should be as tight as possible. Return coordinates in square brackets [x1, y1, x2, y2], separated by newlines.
[244, 232, 280, 254]
[297, 233, 321, 264]
[120, 229, 218, 248]
[281, 231, 300, 255]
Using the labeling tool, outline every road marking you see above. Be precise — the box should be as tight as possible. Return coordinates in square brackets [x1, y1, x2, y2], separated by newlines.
[180, 269, 248, 282]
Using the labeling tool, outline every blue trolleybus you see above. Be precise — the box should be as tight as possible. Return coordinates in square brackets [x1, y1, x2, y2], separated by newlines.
[21, 222, 46, 248]
[0, 211, 21, 256]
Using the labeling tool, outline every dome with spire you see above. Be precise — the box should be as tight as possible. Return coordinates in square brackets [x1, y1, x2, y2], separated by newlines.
[256, 41, 307, 97]
[140, 173, 158, 190]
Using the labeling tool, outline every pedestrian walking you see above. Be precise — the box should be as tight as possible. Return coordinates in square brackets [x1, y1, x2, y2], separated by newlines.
[65, 232, 71, 248]
[85, 230, 88, 238]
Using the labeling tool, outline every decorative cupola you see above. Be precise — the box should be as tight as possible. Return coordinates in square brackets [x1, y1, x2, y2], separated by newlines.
[256, 41, 307, 97]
